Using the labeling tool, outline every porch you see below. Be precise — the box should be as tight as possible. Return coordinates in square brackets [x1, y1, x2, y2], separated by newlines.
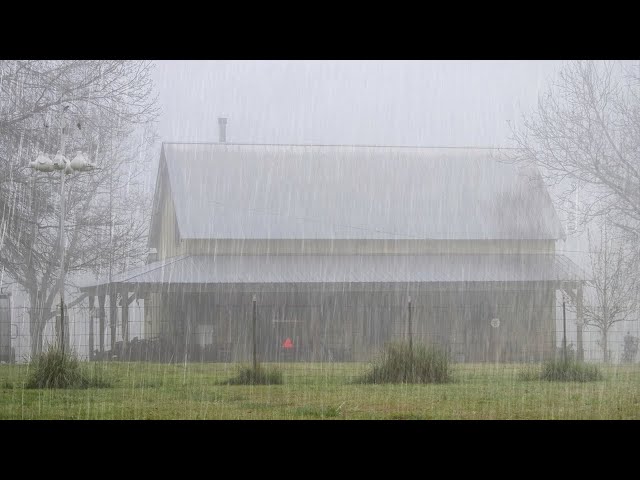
[78, 253, 586, 363]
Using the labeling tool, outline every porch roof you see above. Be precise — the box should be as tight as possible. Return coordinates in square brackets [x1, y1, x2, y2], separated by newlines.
[78, 253, 585, 294]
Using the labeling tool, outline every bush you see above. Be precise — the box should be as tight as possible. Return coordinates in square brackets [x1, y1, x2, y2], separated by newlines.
[25, 348, 111, 389]
[540, 359, 602, 382]
[359, 342, 452, 384]
[224, 365, 283, 385]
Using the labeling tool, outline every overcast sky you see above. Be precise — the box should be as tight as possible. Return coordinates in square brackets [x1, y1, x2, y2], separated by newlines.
[152, 60, 564, 147]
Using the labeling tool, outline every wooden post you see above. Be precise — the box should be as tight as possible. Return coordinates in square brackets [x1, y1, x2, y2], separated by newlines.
[184, 295, 191, 364]
[109, 294, 117, 356]
[576, 283, 584, 362]
[407, 296, 413, 353]
[88, 295, 95, 361]
[98, 294, 106, 355]
[252, 294, 257, 371]
[562, 291, 567, 362]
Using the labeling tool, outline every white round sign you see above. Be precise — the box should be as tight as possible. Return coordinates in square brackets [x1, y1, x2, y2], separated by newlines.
[490, 318, 500, 328]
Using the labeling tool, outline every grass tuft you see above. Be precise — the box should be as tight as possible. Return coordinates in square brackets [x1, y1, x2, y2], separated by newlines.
[540, 359, 602, 382]
[25, 348, 111, 389]
[359, 342, 452, 384]
[223, 365, 283, 385]
[519, 359, 602, 382]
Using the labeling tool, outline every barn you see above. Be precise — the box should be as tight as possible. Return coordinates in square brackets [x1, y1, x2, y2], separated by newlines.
[80, 139, 585, 363]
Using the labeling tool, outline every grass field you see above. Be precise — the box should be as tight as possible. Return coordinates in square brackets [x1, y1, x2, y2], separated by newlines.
[1, 362, 639, 419]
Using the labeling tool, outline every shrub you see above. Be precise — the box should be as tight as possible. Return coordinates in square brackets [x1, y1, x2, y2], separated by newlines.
[359, 342, 451, 384]
[540, 359, 602, 382]
[224, 365, 283, 385]
[25, 348, 111, 389]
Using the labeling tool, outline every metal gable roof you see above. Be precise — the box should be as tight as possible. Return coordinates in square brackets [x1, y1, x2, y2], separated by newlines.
[160, 143, 565, 241]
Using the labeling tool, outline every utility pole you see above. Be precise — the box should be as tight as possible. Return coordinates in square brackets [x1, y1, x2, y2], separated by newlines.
[57, 107, 68, 355]
[29, 104, 96, 356]
[108, 169, 115, 354]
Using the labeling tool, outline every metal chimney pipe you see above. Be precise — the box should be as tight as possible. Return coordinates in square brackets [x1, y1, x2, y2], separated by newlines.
[218, 117, 227, 143]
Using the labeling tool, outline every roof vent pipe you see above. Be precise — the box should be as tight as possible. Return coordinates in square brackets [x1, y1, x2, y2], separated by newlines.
[218, 117, 227, 143]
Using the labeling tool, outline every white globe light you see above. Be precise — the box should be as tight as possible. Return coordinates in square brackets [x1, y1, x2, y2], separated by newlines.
[34, 153, 54, 172]
[70, 151, 87, 170]
[53, 152, 68, 170]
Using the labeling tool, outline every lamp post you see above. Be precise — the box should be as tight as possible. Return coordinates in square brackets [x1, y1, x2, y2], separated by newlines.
[29, 106, 96, 354]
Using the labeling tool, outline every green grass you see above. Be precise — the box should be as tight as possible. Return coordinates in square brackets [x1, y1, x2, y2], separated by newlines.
[359, 342, 451, 384]
[1, 362, 639, 419]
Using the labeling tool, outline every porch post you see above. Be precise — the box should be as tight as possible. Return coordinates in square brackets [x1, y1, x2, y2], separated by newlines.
[121, 289, 129, 344]
[110, 293, 117, 354]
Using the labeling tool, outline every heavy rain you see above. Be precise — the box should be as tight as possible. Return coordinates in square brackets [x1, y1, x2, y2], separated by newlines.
[1, 60, 639, 420]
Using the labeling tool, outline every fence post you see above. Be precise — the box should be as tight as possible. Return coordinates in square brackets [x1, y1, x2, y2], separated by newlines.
[88, 295, 95, 361]
[252, 294, 257, 370]
[408, 296, 413, 353]
[576, 284, 584, 362]
[562, 291, 567, 362]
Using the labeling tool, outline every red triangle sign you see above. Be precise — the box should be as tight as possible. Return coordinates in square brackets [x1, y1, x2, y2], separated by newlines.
[282, 338, 293, 349]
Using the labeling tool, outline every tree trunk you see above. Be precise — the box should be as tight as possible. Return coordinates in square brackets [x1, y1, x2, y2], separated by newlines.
[28, 309, 45, 358]
[28, 289, 46, 358]
[28, 288, 55, 358]
[602, 328, 609, 363]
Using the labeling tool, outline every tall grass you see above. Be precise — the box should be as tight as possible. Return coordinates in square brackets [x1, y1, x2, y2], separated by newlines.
[25, 348, 111, 389]
[519, 359, 602, 382]
[360, 342, 451, 384]
[540, 359, 602, 382]
[223, 364, 284, 385]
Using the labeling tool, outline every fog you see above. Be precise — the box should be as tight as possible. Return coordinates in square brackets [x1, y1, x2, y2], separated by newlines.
[152, 60, 563, 146]
[1, 60, 639, 419]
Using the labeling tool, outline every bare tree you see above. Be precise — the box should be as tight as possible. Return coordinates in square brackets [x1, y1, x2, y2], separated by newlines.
[583, 221, 638, 363]
[508, 61, 640, 244]
[505, 60, 640, 361]
[0, 60, 158, 356]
